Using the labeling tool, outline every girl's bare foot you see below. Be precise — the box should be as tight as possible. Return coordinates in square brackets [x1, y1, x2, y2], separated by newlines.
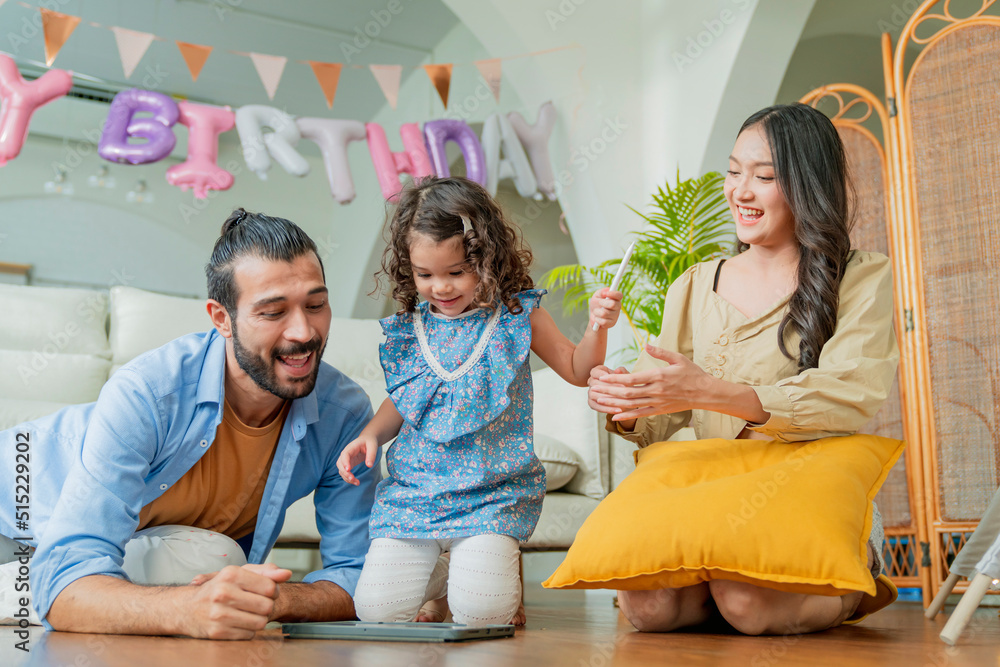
[511, 601, 526, 626]
[415, 596, 449, 623]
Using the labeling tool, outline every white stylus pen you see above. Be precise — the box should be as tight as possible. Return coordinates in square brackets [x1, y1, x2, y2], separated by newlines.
[592, 241, 636, 332]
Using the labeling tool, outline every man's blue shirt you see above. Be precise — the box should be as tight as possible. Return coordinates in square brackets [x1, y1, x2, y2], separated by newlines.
[0, 330, 379, 626]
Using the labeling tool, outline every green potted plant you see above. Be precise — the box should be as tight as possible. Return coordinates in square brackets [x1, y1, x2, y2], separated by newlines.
[540, 170, 734, 361]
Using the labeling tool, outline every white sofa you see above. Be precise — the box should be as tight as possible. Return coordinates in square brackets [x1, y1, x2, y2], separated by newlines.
[0, 283, 618, 550]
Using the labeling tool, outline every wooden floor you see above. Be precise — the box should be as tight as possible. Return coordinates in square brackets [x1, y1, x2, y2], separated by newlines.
[2, 588, 999, 666]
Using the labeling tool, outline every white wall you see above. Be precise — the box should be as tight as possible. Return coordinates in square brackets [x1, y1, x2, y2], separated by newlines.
[443, 0, 816, 248]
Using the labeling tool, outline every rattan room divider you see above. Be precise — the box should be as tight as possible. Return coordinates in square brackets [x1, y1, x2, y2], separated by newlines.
[799, 80, 931, 602]
[800, 0, 1000, 604]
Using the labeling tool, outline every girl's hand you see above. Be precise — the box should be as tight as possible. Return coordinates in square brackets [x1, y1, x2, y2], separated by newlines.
[337, 433, 380, 486]
[589, 288, 623, 331]
[587, 364, 628, 414]
[595, 344, 713, 421]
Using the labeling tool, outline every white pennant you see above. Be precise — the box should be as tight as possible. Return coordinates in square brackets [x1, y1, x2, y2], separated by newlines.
[111, 26, 155, 79]
[249, 52, 288, 100]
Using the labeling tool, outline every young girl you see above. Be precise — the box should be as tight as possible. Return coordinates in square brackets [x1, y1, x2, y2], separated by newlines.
[338, 176, 622, 627]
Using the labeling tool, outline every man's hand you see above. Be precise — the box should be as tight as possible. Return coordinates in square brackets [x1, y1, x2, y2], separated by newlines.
[337, 432, 380, 486]
[181, 563, 292, 639]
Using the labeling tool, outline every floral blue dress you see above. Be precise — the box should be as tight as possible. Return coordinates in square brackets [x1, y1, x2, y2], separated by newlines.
[368, 289, 547, 541]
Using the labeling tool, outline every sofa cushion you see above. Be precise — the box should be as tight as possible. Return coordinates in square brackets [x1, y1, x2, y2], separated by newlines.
[0, 351, 110, 405]
[0, 399, 73, 431]
[522, 492, 600, 549]
[532, 368, 607, 499]
[0, 284, 110, 357]
[0, 284, 110, 418]
[110, 286, 211, 374]
[534, 433, 581, 491]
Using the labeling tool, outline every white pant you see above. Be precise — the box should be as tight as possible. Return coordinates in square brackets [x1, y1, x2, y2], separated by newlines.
[354, 534, 521, 627]
[0, 525, 247, 625]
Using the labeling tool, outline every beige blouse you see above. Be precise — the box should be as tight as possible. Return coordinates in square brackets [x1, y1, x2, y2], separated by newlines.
[610, 250, 899, 447]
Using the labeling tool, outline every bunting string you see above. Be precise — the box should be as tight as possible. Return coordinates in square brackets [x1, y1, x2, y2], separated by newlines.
[9, 0, 581, 110]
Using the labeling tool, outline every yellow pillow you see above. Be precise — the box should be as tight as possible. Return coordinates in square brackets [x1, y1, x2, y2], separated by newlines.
[543, 434, 904, 598]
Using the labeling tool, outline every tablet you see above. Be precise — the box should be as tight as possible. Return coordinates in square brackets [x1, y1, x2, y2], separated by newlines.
[281, 621, 515, 643]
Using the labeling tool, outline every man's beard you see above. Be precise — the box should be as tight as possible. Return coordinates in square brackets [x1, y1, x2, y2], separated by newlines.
[231, 321, 325, 400]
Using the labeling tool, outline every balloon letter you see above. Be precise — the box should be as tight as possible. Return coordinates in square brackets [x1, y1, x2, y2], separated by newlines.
[98, 89, 179, 165]
[423, 119, 486, 187]
[508, 101, 557, 200]
[0, 54, 73, 166]
[234, 105, 308, 180]
[365, 122, 433, 201]
[166, 102, 235, 199]
[482, 113, 538, 198]
[298, 118, 366, 205]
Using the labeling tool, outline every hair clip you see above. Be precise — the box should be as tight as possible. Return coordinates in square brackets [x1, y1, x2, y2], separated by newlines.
[461, 215, 473, 235]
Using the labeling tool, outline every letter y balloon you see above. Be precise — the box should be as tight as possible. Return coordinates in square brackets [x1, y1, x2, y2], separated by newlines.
[0, 54, 73, 166]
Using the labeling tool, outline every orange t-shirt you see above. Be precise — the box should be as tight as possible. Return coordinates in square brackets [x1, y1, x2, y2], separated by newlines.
[137, 399, 289, 540]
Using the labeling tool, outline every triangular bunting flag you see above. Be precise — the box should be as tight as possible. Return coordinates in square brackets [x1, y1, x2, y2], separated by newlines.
[307, 61, 342, 109]
[370, 65, 401, 110]
[475, 58, 502, 103]
[110, 27, 155, 79]
[40, 9, 80, 67]
[177, 41, 213, 82]
[423, 64, 453, 109]
[248, 52, 287, 100]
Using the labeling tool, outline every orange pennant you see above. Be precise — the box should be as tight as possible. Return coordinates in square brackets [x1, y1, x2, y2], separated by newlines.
[177, 41, 213, 82]
[475, 58, 502, 103]
[423, 64, 453, 109]
[307, 61, 342, 109]
[40, 9, 80, 67]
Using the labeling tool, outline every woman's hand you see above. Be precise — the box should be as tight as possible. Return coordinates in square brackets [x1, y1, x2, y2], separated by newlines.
[589, 288, 623, 331]
[595, 344, 713, 421]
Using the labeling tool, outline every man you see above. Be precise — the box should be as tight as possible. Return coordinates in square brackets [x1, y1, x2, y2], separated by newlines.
[0, 209, 379, 638]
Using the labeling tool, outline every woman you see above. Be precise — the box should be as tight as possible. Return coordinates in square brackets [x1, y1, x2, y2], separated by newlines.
[588, 103, 898, 635]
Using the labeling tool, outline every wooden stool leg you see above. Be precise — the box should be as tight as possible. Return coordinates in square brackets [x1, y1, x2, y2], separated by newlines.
[940, 572, 992, 645]
[926, 572, 961, 619]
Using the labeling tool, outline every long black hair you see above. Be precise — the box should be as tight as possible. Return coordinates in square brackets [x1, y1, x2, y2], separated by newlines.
[736, 103, 854, 371]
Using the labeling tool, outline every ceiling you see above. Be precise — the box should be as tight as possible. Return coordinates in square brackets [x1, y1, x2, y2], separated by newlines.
[4, 0, 461, 119]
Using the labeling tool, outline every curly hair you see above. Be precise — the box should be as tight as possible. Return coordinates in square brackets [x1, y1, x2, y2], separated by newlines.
[735, 104, 855, 371]
[376, 176, 534, 314]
